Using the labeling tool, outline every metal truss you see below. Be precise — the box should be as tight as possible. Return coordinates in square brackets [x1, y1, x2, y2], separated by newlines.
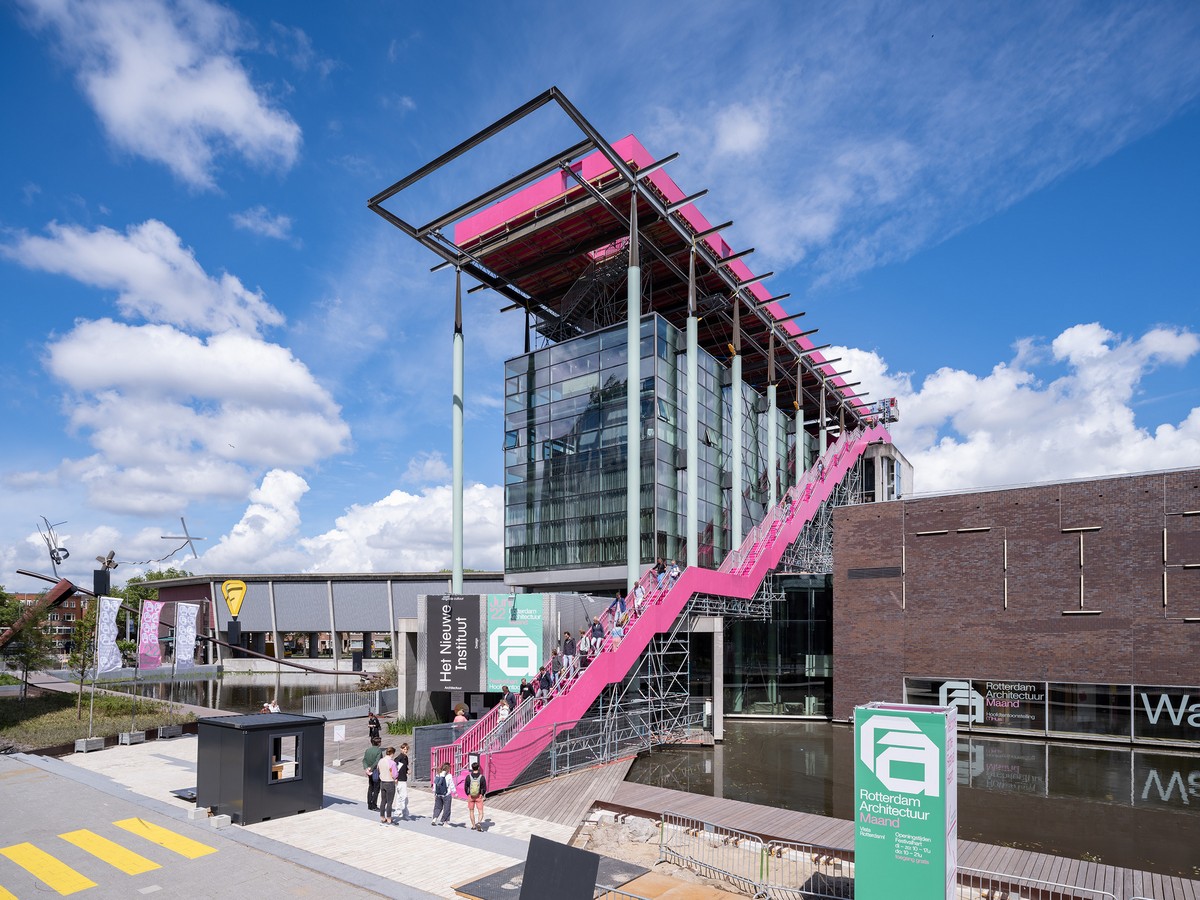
[778, 460, 864, 575]
[686, 580, 783, 620]
[536, 248, 653, 346]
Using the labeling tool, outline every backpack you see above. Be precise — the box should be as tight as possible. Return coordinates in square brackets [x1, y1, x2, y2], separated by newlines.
[434, 773, 448, 796]
[467, 773, 483, 797]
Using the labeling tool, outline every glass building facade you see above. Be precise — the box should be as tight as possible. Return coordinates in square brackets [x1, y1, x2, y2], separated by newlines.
[503, 315, 793, 575]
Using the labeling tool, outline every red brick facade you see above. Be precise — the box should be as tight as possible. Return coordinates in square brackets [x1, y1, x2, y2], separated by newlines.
[832, 468, 1200, 719]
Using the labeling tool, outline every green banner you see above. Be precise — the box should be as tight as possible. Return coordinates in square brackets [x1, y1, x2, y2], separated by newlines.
[485, 593, 543, 692]
[854, 703, 957, 899]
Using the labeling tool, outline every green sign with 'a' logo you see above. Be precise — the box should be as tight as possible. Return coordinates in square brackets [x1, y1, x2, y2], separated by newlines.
[485, 593, 542, 691]
[854, 703, 957, 899]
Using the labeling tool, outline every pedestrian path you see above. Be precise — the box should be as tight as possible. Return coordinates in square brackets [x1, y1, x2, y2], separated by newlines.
[49, 733, 575, 898]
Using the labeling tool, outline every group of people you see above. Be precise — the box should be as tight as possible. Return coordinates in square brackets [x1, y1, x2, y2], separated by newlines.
[258, 698, 281, 714]
[364, 709, 489, 831]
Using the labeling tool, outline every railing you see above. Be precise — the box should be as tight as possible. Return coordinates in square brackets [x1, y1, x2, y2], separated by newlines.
[301, 687, 397, 720]
[657, 812, 1129, 900]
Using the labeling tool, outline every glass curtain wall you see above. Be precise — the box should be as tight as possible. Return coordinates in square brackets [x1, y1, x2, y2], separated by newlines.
[724, 574, 833, 717]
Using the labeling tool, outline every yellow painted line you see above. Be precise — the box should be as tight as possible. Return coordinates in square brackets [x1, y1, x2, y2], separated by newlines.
[60, 829, 161, 875]
[0, 886, 17, 900]
[112, 818, 216, 860]
[0, 842, 97, 895]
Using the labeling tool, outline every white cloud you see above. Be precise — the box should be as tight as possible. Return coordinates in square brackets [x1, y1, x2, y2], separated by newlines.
[838, 323, 1200, 493]
[199, 469, 310, 572]
[297, 483, 503, 573]
[231, 205, 294, 241]
[18, 0, 301, 189]
[402, 451, 452, 485]
[6, 319, 351, 515]
[4, 219, 283, 334]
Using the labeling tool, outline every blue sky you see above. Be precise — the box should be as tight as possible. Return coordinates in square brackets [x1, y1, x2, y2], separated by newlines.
[2, 0, 1198, 587]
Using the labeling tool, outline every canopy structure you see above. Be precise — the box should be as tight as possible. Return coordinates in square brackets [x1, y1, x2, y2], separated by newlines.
[369, 86, 869, 427]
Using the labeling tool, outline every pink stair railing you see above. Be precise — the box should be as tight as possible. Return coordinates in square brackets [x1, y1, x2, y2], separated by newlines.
[439, 423, 890, 792]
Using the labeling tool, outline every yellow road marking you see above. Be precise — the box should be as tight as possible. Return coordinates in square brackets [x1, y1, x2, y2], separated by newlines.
[0, 886, 18, 900]
[0, 842, 97, 895]
[112, 818, 216, 860]
[60, 829, 161, 875]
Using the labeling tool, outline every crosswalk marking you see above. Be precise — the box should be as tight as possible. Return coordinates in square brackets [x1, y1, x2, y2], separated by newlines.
[60, 829, 161, 875]
[0, 885, 17, 900]
[113, 818, 216, 860]
[0, 842, 97, 895]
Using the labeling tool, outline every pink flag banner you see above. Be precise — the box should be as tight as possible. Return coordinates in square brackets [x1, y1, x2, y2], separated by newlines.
[137, 600, 165, 670]
[95, 596, 123, 675]
[174, 603, 199, 671]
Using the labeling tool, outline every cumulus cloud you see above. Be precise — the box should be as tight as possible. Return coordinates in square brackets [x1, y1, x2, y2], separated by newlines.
[835, 323, 1200, 493]
[4, 219, 283, 334]
[402, 451, 452, 485]
[200, 469, 310, 571]
[231, 205, 294, 241]
[17, 0, 301, 189]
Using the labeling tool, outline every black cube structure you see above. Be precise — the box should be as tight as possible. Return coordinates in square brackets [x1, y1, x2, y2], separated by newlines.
[196, 713, 325, 826]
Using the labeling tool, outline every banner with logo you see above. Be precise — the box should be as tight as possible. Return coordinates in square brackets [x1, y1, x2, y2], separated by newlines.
[485, 593, 542, 692]
[855, 703, 957, 900]
[174, 603, 199, 671]
[425, 595, 481, 692]
[137, 600, 165, 670]
[95, 595, 124, 675]
[906, 677, 1046, 733]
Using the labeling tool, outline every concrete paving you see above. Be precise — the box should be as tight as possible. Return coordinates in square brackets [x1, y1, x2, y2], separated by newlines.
[0, 728, 577, 899]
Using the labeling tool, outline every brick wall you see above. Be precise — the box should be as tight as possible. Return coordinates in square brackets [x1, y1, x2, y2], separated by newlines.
[831, 468, 1200, 719]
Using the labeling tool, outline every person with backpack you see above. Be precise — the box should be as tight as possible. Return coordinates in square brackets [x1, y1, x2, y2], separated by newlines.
[464, 760, 488, 831]
[362, 735, 383, 811]
[431, 762, 454, 826]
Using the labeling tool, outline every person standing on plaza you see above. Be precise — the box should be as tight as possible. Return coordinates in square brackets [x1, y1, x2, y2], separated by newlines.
[464, 760, 488, 831]
[363, 735, 383, 812]
[395, 742, 411, 820]
[431, 762, 455, 826]
[367, 709, 381, 742]
[377, 746, 398, 825]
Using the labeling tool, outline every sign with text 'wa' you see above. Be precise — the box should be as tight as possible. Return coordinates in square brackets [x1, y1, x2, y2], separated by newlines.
[485, 593, 542, 691]
[425, 594, 480, 692]
[854, 703, 957, 900]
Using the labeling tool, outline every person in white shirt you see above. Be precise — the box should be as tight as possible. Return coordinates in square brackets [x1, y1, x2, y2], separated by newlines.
[431, 763, 455, 825]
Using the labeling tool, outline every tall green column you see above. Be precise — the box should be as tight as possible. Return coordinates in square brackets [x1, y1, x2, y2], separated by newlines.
[731, 295, 743, 550]
[766, 331, 777, 510]
[626, 195, 641, 591]
[686, 244, 699, 569]
[452, 268, 464, 593]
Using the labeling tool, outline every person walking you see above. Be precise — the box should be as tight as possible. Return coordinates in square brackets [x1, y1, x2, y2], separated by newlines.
[519, 678, 534, 703]
[668, 559, 681, 588]
[654, 556, 667, 589]
[395, 742, 410, 821]
[577, 627, 591, 669]
[464, 760, 488, 831]
[377, 746, 398, 825]
[562, 630, 577, 678]
[453, 706, 468, 723]
[367, 710, 381, 741]
[431, 762, 454, 826]
[362, 736, 383, 812]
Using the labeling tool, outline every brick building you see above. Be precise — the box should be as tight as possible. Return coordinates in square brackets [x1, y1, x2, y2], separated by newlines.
[833, 467, 1200, 744]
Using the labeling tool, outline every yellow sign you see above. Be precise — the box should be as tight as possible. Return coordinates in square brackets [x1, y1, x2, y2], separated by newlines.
[221, 580, 247, 618]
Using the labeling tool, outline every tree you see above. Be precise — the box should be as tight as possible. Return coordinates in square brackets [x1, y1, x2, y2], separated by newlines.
[0, 586, 56, 700]
[67, 600, 98, 719]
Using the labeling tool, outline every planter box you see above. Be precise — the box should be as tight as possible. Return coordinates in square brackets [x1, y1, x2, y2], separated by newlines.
[118, 731, 146, 745]
[74, 737, 105, 753]
[157, 724, 184, 739]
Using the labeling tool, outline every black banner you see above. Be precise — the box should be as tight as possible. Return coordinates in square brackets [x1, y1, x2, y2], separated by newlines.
[426, 594, 481, 692]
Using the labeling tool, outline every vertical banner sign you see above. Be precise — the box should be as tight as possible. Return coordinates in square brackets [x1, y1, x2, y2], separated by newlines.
[854, 703, 957, 900]
[425, 595, 481, 692]
[137, 600, 165, 670]
[485, 593, 543, 691]
[174, 603, 199, 671]
[95, 596, 124, 675]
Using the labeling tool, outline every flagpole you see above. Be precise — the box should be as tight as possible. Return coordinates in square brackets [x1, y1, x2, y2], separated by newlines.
[130, 597, 143, 735]
[87, 596, 100, 739]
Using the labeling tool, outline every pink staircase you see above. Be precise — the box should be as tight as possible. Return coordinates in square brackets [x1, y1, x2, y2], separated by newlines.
[436, 423, 891, 791]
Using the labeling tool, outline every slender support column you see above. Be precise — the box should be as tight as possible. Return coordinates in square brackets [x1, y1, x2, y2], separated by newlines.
[795, 359, 806, 478]
[452, 269, 464, 594]
[686, 244, 699, 569]
[730, 295, 743, 550]
[766, 331, 777, 510]
[626, 196, 641, 591]
[819, 379, 828, 456]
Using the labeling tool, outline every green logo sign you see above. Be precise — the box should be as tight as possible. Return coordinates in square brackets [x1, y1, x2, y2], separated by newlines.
[485, 593, 542, 691]
[854, 703, 957, 899]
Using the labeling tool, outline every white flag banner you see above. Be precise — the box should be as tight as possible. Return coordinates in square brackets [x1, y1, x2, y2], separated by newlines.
[174, 604, 199, 671]
[96, 596, 123, 675]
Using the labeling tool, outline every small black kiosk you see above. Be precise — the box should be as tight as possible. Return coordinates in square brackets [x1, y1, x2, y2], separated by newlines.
[196, 713, 325, 825]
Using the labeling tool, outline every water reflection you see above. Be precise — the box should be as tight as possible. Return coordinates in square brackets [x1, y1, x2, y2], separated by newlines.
[102, 673, 354, 715]
[626, 720, 1200, 879]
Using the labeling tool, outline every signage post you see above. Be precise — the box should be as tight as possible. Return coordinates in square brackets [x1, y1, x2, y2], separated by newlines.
[854, 702, 957, 899]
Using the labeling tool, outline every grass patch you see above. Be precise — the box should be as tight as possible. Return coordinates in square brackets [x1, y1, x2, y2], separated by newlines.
[0, 688, 194, 753]
[387, 712, 441, 735]
[0, 673, 20, 686]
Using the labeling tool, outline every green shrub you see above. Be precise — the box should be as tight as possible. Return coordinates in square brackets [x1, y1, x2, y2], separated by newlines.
[386, 712, 441, 735]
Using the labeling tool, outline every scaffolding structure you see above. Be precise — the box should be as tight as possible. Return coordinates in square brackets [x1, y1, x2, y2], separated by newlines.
[779, 461, 863, 575]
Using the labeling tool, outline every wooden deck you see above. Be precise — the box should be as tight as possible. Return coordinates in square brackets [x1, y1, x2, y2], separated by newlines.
[604, 781, 1200, 900]
[487, 756, 637, 828]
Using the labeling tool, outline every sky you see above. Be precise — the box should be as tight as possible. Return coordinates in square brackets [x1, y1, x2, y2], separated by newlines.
[1, 0, 1198, 589]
